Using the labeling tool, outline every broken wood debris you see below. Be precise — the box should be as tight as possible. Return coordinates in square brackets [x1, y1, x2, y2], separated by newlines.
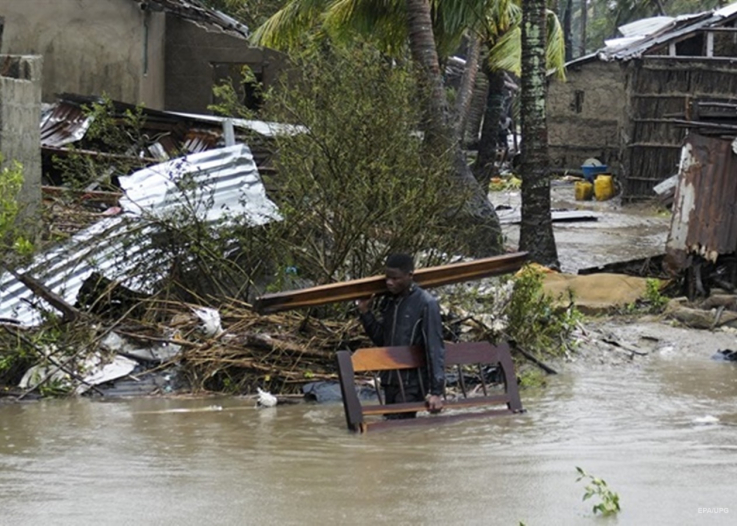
[253, 252, 528, 314]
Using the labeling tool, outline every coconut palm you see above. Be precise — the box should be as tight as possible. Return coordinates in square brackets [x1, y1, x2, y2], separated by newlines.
[518, 0, 558, 267]
[254, 0, 506, 257]
[472, 0, 565, 192]
[252, 1, 565, 260]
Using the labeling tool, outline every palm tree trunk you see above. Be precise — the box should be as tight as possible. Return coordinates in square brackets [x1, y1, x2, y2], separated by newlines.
[463, 69, 489, 148]
[453, 34, 481, 143]
[406, 0, 503, 257]
[579, 0, 587, 57]
[563, 0, 573, 62]
[406, 0, 450, 148]
[473, 65, 505, 191]
[519, 0, 559, 267]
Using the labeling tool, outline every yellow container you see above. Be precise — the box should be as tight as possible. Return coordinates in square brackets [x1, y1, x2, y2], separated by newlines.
[594, 174, 615, 201]
[575, 181, 594, 201]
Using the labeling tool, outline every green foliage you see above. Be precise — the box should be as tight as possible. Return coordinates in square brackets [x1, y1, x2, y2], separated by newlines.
[111, 159, 278, 303]
[621, 277, 669, 315]
[506, 265, 580, 356]
[260, 43, 470, 283]
[0, 157, 23, 237]
[576, 466, 621, 517]
[0, 156, 33, 258]
[209, 65, 261, 120]
[53, 96, 149, 190]
[518, 367, 547, 389]
[200, 0, 287, 30]
[644, 278, 668, 313]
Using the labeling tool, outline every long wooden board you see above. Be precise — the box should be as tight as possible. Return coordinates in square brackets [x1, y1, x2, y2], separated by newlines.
[253, 252, 527, 314]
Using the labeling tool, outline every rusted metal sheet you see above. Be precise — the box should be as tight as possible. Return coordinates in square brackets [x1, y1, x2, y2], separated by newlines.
[253, 252, 528, 314]
[666, 133, 737, 271]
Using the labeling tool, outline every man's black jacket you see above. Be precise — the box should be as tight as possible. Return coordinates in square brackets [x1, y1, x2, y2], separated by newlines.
[359, 284, 445, 396]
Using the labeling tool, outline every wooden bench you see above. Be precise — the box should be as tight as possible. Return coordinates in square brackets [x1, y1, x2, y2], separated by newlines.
[336, 341, 524, 432]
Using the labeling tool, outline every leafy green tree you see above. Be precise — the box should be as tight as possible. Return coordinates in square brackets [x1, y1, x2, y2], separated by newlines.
[261, 44, 471, 281]
[253, 0, 506, 257]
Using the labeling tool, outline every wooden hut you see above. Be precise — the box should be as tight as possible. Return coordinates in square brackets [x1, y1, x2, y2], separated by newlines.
[548, 3, 737, 201]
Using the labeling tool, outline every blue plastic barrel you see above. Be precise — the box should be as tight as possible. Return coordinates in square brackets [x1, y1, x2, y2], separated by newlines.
[581, 164, 608, 183]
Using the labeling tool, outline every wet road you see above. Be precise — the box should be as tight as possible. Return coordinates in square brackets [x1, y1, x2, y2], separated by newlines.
[2, 349, 735, 525]
[497, 183, 670, 273]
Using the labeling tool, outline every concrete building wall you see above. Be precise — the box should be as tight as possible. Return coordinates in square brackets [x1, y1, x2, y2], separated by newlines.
[0, 55, 42, 234]
[164, 15, 286, 113]
[140, 10, 167, 109]
[0, 0, 164, 109]
[547, 61, 627, 171]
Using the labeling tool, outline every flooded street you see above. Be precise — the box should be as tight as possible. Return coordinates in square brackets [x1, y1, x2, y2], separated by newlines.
[2, 183, 734, 525]
[498, 182, 670, 273]
[2, 335, 736, 525]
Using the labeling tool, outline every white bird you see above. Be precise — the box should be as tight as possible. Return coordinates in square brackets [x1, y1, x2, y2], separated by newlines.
[257, 387, 278, 408]
[191, 306, 223, 337]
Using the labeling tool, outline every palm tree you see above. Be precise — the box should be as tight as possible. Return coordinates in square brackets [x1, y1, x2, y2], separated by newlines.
[254, 0, 505, 257]
[252, 0, 565, 260]
[472, 1, 565, 191]
[519, 0, 558, 267]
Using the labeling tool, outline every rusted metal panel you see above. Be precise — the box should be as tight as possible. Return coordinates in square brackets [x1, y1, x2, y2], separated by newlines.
[666, 133, 737, 270]
[253, 252, 528, 314]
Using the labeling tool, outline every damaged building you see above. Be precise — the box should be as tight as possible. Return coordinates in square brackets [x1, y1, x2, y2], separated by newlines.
[548, 2, 737, 201]
[0, 0, 286, 113]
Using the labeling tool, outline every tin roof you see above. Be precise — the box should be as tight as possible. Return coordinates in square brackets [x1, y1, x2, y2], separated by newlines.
[566, 1, 737, 66]
[0, 145, 280, 326]
[139, 0, 250, 39]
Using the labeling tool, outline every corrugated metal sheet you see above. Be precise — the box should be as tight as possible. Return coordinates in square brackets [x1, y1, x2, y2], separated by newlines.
[565, 2, 737, 65]
[144, 0, 250, 38]
[40, 95, 294, 159]
[666, 133, 737, 269]
[0, 145, 280, 326]
[40, 103, 91, 148]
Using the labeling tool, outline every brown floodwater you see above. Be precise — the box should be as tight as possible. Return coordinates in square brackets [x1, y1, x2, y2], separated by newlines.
[2, 350, 736, 525]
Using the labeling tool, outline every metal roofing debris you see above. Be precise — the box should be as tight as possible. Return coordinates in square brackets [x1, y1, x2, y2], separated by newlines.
[617, 16, 674, 38]
[119, 144, 280, 225]
[139, 0, 250, 39]
[566, 1, 737, 66]
[0, 145, 280, 326]
[167, 111, 308, 138]
[667, 134, 737, 268]
[40, 94, 297, 162]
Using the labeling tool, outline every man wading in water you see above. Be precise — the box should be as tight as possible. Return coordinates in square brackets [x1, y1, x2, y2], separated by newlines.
[356, 254, 445, 418]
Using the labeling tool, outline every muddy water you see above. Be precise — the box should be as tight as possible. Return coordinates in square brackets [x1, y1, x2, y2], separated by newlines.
[2, 351, 736, 525]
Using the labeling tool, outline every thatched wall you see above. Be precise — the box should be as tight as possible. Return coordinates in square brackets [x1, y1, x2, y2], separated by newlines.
[547, 61, 627, 171]
[623, 57, 737, 200]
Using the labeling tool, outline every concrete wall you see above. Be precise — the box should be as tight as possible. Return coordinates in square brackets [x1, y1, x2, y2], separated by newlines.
[164, 16, 286, 113]
[547, 61, 628, 171]
[0, 0, 164, 109]
[140, 10, 167, 109]
[0, 55, 42, 234]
